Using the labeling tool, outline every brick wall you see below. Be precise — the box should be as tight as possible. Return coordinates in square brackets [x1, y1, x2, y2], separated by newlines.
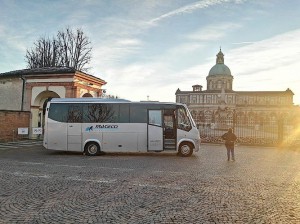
[0, 110, 30, 142]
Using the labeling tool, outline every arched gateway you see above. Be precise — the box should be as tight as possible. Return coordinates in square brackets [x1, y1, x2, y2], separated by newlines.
[0, 67, 106, 140]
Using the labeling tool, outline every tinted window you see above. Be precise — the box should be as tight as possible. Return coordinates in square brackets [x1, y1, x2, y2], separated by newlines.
[68, 104, 83, 123]
[119, 104, 129, 123]
[48, 103, 68, 122]
[83, 103, 119, 123]
[130, 104, 147, 123]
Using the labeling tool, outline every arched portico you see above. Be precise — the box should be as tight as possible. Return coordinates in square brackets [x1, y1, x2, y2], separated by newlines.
[82, 92, 93, 97]
[0, 67, 106, 141]
[31, 90, 60, 138]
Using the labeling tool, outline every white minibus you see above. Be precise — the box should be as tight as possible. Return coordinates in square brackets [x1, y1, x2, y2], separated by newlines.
[43, 98, 200, 157]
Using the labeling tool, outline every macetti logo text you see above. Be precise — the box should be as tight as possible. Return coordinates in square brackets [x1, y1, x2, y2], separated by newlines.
[95, 125, 118, 129]
[85, 125, 118, 132]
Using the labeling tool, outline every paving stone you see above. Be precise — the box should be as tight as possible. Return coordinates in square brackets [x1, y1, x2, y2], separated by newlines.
[0, 144, 299, 223]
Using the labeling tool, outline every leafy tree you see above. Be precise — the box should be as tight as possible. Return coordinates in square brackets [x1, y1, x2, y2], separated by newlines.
[25, 27, 92, 71]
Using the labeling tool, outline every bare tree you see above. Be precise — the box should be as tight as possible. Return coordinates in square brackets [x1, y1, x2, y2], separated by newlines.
[25, 38, 60, 68]
[25, 27, 92, 71]
[57, 28, 92, 71]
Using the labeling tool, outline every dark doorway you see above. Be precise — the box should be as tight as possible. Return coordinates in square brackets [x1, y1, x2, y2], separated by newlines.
[163, 109, 176, 150]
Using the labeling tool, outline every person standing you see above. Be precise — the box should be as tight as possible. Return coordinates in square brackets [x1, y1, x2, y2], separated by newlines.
[222, 128, 237, 161]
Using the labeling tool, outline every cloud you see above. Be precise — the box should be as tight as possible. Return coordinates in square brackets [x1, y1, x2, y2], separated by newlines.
[232, 42, 255, 45]
[115, 38, 143, 46]
[89, 19, 244, 101]
[0, 24, 28, 53]
[170, 43, 204, 53]
[187, 23, 242, 41]
[91, 37, 143, 71]
[227, 29, 300, 77]
[149, 0, 246, 24]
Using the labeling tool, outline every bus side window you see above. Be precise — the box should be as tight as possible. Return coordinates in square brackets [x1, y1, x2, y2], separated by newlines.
[68, 104, 83, 123]
[119, 104, 129, 123]
[130, 104, 147, 123]
[107, 104, 119, 123]
[48, 103, 68, 122]
[83, 104, 119, 123]
[177, 106, 192, 131]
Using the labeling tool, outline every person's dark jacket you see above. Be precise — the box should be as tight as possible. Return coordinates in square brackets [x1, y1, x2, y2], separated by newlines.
[222, 130, 237, 147]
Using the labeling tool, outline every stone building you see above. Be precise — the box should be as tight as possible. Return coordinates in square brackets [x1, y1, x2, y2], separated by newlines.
[175, 49, 296, 129]
[0, 67, 106, 140]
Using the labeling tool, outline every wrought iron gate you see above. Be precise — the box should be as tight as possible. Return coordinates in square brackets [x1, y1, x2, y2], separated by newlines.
[195, 111, 300, 147]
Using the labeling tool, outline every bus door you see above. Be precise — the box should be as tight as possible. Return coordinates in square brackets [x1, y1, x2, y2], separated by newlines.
[163, 109, 176, 150]
[148, 110, 163, 151]
[67, 104, 82, 152]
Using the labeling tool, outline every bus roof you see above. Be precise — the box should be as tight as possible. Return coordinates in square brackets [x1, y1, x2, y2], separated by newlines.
[50, 98, 131, 103]
[49, 98, 185, 106]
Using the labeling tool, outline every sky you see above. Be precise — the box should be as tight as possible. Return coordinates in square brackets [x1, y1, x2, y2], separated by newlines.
[1, 0, 300, 105]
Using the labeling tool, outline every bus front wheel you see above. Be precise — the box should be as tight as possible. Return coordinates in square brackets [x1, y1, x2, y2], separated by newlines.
[85, 142, 100, 156]
[178, 142, 193, 157]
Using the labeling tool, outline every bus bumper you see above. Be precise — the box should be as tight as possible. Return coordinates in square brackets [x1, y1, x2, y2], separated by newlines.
[194, 139, 201, 152]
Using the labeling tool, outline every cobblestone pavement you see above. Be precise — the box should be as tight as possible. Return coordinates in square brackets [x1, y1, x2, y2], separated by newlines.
[0, 140, 43, 150]
[0, 144, 300, 223]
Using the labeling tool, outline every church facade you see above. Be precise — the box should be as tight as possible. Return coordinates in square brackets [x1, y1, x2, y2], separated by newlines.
[175, 50, 298, 145]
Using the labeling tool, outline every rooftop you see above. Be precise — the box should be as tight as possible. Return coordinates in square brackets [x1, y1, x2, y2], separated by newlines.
[0, 67, 106, 84]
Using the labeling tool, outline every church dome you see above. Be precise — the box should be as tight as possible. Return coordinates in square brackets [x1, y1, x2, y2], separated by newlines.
[208, 63, 231, 76]
[206, 49, 234, 91]
[208, 49, 232, 76]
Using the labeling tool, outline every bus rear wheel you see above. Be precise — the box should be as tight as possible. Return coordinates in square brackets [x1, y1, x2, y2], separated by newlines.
[85, 142, 100, 156]
[178, 142, 193, 157]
